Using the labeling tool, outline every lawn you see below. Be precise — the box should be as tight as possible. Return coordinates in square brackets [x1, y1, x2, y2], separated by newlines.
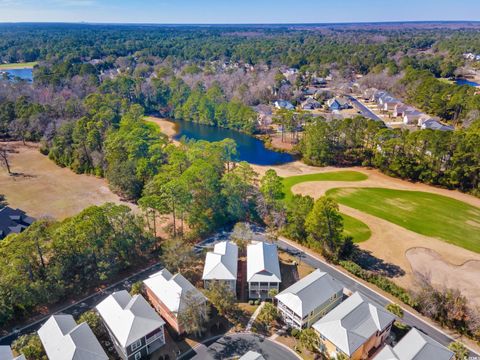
[281, 171, 371, 243]
[327, 187, 480, 253]
[0, 61, 38, 70]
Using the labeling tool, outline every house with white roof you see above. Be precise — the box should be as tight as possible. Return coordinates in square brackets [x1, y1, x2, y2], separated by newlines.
[274, 100, 295, 110]
[275, 269, 343, 329]
[239, 350, 266, 360]
[96, 291, 165, 360]
[202, 240, 238, 293]
[374, 328, 454, 360]
[313, 292, 395, 359]
[247, 241, 281, 299]
[403, 110, 423, 125]
[37, 314, 108, 360]
[144, 268, 207, 334]
[0, 346, 26, 360]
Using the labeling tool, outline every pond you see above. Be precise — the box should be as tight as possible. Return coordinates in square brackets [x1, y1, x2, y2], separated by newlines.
[172, 119, 295, 165]
[0, 68, 33, 82]
[455, 78, 480, 87]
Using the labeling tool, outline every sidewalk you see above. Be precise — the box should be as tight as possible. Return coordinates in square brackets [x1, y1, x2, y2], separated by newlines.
[245, 302, 265, 332]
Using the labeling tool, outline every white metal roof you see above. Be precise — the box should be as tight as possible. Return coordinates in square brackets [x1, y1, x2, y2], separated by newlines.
[0, 346, 25, 360]
[144, 268, 206, 315]
[96, 290, 165, 348]
[374, 328, 454, 360]
[275, 269, 343, 318]
[313, 292, 395, 356]
[202, 241, 238, 281]
[37, 315, 108, 360]
[239, 350, 266, 360]
[247, 242, 281, 283]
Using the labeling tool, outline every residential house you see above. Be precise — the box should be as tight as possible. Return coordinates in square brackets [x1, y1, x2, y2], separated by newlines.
[0, 346, 26, 360]
[0, 206, 35, 240]
[371, 90, 389, 104]
[239, 351, 266, 360]
[301, 97, 321, 110]
[254, 104, 273, 128]
[393, 104, 409, 118]
[327, 98, 350, 111]
[274, 100, 295, 110]
[313, 292, 395, 360]
[421, 119, 454, 131]
[247, 241, 281, 299]
[403, 110, 423, 125]
[312, 77, 327, 86]
[144, 268, 207, 334]
[202, 241, 238, 293]
[37, 314, 108, 360]
[374, 328, 454, 360]
[275, 269, 343, 329]
[96, 291, 166, 360]
[382, 98, 401, 112]
[362, 88, 377, 102]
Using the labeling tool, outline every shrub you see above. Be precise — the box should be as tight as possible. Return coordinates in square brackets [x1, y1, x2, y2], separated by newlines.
[254, 300, 260, 305]
[386, 303, 404, 318]
[291, 328, 300, 338]
[249, 300, 254, 305]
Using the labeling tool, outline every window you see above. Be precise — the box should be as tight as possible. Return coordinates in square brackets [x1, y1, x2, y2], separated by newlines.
[134, 352, 141, 360]
[131, 339, 142, 352]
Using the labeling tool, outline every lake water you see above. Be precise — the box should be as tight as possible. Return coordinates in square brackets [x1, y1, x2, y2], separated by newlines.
[172, 119, 295, 165]
[0, 68, 33, 82]
[455, 78, 480, 87]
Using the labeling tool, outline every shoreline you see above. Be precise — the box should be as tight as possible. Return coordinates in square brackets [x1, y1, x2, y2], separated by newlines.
[0, 62, 37, 70]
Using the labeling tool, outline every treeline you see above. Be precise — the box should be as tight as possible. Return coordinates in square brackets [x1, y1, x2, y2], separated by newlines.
[0, 204, 152, 324]
[402, 68, 480, 124]
[299, 117, 480, 195]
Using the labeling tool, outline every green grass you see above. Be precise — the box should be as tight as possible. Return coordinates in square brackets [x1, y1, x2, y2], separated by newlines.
[281, 171, 371, 243]
[327, 187, 480, 253]
[0, 62, 38, 70]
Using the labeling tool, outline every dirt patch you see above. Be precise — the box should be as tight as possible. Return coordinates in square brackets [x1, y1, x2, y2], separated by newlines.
[0, 142, 131, 220]
[406, 248, 480, 307]
[466, 220, 480, 229]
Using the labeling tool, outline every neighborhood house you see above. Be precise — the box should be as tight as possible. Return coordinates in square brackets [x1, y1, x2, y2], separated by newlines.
[313, 292, 395, 359]
[0, 206, 35, 240]
[202, 240, 239, 293]
[275, 269, 343, 329]
[96, 290, 166, 360]
[144, 268, 207, 334]
[247, 241, 281, 299]
[37, 314, 108, 360]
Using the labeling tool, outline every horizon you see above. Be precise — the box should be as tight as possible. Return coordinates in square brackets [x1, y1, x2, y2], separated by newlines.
[1, 0, 479, 24]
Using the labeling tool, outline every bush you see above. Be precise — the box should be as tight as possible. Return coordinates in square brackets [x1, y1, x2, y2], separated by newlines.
[386, 303, 404, 318]
[254, 300, 260, 305]
[249, 300, 254, 305]
[291, 328, 300, 338]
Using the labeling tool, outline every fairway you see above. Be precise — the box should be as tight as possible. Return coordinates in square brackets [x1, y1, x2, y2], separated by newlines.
[282, 171, 371, 243]
[0, 62, 38, 70]
[327, 187, 480, 253]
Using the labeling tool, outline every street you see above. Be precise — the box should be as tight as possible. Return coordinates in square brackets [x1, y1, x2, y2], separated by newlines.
[276, 237, 479, 357]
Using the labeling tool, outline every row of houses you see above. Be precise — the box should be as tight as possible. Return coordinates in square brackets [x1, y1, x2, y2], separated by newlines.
[202, 240, 282, 299]
[366, 89, 454, 131]
[274, 269, 454, 360]
[463, 52, 480, 61]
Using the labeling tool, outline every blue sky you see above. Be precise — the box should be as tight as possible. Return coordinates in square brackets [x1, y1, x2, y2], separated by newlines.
[1, 0, 479, 23]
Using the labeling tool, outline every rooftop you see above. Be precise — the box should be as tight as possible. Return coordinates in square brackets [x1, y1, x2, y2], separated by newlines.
[202, 241, 239, 281]
[247, 241, 281, 283]
[0, 206, 35, 240]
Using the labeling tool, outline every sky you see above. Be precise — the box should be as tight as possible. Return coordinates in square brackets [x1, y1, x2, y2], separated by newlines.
[1, 0, 479, 24]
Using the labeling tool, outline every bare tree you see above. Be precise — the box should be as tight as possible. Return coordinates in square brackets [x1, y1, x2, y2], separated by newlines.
[0, 145, 12, 175]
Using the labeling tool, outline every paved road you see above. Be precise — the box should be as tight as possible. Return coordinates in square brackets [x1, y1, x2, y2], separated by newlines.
[187, 333, 299, 360]
[0, 262, 164, 346]
[347, 95, 385, 123]
[276, 237, 479, 357]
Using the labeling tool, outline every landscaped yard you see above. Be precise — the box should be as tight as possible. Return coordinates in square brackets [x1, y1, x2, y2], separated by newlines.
[327, 187, 480, 253]
[0, 61, 38, 69]
[282, 171, 371, 243]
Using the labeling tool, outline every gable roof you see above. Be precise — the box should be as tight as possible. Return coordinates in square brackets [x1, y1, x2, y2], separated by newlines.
[144, 268, 206, 315]
[374, 328, 454, 360]
[421, 119, 454, 131]
[247, 241, 281, 283]
[240, 351, 266, 360]
[37, 315, 108, 360]
[0, 346, 26, 360]
[202, 241, 238, 281]
[96, 291, 165, 348]
[313, 292, 395, 356]
[275, 269, 343, 318]
[0, 207, 35, 239]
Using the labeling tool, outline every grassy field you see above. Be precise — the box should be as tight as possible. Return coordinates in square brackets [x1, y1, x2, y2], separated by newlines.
[0, 61, 38, 70]
[327, 187, 480, 253]
[281, 171, 371, 243]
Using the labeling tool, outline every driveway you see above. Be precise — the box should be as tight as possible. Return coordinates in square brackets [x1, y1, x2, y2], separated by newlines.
[188, 333, 299, 360]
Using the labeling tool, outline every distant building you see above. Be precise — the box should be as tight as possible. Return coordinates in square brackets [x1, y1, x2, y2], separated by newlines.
[202, 241, 238, 293]
[0, 346, 25, 360]
[38, 314, 108, 360]
[276, 269, 343, 329]
[0, 206, 35, 240]
[313, 292, 395, 359]
[421, 119, 454, 131]
[96, 291, 166, 360]
[239, 351, 266, 360]
[247, 241, 281, 299]
[403, 110, 423, 125]
[374, 328, 454, 360]
[144, 268, 207, 334]
[274, 100, 295, 110]
[393, 104, 410, 117]
[301, 97, 321, 110]
[327, 98, 351, 111]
